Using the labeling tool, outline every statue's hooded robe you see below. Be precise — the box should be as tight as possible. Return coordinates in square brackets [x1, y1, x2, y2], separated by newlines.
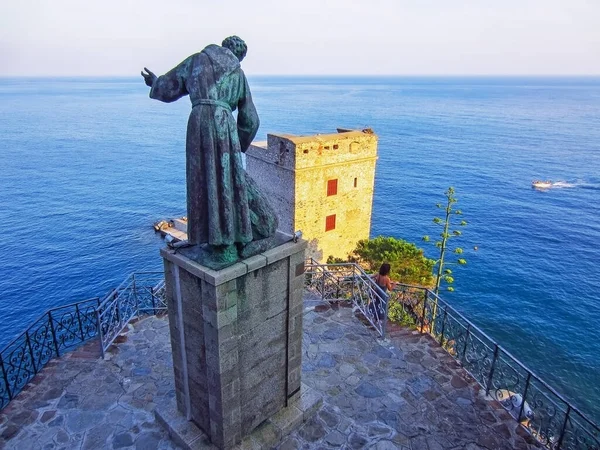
[150, 44, 273, 246]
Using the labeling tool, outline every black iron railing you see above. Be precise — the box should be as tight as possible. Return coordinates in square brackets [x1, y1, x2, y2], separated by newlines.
[304, 259, 389, 336]
[97, 272, 166, 356]
[305, 260, 600, 450]
[0, 271, 166, 412]
[0, 297, 100, 410]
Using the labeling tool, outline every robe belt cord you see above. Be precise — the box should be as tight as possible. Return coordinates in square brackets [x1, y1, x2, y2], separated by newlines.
[191, 99, 232, 112]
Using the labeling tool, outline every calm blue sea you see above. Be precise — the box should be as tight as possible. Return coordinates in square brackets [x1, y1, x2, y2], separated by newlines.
[1, 76, 599, 421]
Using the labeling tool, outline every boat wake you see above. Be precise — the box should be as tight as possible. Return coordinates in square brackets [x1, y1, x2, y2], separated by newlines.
[532, 180, 599, 190]
[551, 181, 575, 189]
[555, 180, 600, 190]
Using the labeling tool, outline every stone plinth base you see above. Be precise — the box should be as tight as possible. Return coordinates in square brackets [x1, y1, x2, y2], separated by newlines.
[160, 237, 307, 449]
[155, 383, 322, 449]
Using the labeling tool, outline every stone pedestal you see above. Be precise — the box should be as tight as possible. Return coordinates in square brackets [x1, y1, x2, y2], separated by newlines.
[159, 238, 309, 449]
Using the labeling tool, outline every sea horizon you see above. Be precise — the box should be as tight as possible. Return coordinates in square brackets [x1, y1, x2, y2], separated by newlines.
[1, 74, 600, 79]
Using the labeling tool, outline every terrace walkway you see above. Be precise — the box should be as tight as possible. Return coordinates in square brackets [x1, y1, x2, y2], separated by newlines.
[0, 295, 540, 449]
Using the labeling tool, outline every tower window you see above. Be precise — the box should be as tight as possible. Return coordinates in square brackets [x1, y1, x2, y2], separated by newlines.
[353, 177, 358, 188]
[325, 214, 336, 231]
[333, 144, 339, 149]
[327, 179, 338, 196]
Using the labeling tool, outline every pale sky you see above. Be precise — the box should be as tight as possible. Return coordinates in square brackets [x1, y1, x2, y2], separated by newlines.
[1, 0, 599, 76]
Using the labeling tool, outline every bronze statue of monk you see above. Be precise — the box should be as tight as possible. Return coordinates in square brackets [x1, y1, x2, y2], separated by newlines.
[142, 36, 278, 268]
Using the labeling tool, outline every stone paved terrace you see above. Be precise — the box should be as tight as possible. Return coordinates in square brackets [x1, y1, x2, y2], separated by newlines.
[0, 295, 541, 450]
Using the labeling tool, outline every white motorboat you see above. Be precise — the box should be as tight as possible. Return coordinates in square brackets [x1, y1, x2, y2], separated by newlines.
[532, 180, 552, 189]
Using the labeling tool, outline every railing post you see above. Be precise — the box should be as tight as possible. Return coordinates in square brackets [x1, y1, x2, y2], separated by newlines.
[431, 297, 440, 335]
[132, 273, 137, 312]
[461, 324, 471, 363]
[381, 292, 388, 339]
[75, 304, 85, 342]
[95, 297, 101, 337]
[351, 266, 355, 301]
[420, 290, 428, 333]
[485, 344, 500, 395]
[0, 352, 12, 400]
[439, 306, 448, 345]
[517, 373, 532, 423]
[96, 307, 105, 358]
[25, 331, 38, 374]
[115, 290, 122, 329]
[132, 274, 140, 316]
[556, 405, 571, 450]
[321, 269, 325, 299]
[47, 311, 60, 357]
[151, 287, 157, 315]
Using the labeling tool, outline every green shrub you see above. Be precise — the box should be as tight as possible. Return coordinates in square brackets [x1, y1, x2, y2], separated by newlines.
[387, 301, 417, 328]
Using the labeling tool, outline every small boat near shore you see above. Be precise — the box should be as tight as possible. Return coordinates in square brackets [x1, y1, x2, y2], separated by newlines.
[532, 180, 552, 189]
[153, 217, 188, 243]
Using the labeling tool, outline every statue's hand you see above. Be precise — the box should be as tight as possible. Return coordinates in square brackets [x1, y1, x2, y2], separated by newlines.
[141, 67, 157, 87]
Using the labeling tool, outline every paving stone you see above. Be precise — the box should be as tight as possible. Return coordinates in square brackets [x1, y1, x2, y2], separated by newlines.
[410, 435, 430, 450]
[318, 408, 339, 428]
[297, 417, 326, 442]
[316, 353, 336, 368]
[324, 430, 346, 446]
[336, 416, 353, 433]
[371, 345, 393, 359]
[355, 382, 384, 398]
[135, 431, 163, 449]
[339, 363, 355, 377]
[367, 423, 392, 438]
[1, 424, 19, 440]
[321, 326, 344, 340]
[56, 394, 79, 409]
[371, 439, 401, 449]
[65, 411, 103, 433]
[451, 374, 470, 388]
[278, 436, 301, 450]
[348, 432, 369, 449]
[82, 424, 112, 450]
[405, 350, 425, 363]
[54, 430, 69, 445]
[47, 415, 64, 428]
[377, 410, 398, 428]
[10, 410, 38, 427]
[112, 431, 134, 448]
[40, 411, 57, 424]
[41, 388, 63, 401]
[478, 432, 503, 449]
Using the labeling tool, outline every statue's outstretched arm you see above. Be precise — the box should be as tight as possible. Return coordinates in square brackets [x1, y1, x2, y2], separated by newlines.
[146, 57, 191, 103]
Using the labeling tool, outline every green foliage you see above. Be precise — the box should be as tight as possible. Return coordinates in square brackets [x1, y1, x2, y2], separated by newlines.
[387, 301, 418, 328]
[326, 255, 348, 264]
[351, 236, 435, 286]
[422, 187, 468, 294]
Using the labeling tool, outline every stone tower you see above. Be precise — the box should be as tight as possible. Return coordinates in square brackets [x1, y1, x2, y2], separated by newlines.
[246, 128, 378, 262]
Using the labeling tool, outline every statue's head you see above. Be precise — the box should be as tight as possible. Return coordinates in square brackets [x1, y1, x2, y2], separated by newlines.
[222, 36, 248, 62]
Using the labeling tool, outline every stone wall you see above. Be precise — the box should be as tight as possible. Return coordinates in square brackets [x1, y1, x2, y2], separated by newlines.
[246, 139, 295, 235]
